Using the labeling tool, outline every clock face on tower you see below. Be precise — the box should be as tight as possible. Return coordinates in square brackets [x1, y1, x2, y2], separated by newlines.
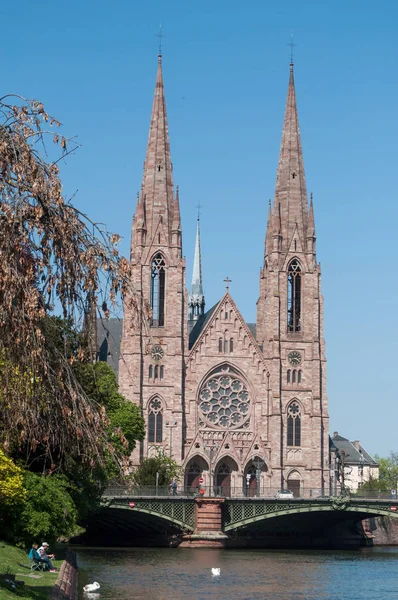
[151, 345, 164, 361]
[288, 351, 302, 366]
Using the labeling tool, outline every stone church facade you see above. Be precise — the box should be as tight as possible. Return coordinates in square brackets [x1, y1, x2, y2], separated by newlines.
[116, 54, 330, 497]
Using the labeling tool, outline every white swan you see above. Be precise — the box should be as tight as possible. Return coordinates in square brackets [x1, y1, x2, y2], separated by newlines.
[83, 582, 100, 592]
[211, 568, 220, 576]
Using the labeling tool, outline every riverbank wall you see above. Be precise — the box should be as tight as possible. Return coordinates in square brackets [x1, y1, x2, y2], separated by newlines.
[51, 549, 77, 600]
[367, 517, 398, 545]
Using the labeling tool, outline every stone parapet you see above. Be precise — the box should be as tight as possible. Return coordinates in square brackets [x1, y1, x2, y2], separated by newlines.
[51, 550, 77, 600]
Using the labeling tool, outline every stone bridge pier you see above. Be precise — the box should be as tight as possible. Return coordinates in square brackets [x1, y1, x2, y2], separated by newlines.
[180, 497, 228, 547]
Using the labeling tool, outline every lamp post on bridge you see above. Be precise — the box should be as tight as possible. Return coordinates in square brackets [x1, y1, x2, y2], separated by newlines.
[359, 451, 365, 493]
[203, 442, 219, 497]
[252, 458, 265, 497]
[165, 420, 178, 458]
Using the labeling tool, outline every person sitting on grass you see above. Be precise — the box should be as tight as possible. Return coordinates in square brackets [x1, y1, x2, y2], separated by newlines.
[28, 543, 50, 570]
[37, 542, 57, 572]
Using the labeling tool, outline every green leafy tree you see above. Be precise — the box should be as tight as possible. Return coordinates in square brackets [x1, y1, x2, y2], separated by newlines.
[374, 452, 398, 491]
[9, 472, 79, 546]
[0, 450, 26, 506]
[133, 448, 181, 487]
[74, 361, 145, 458]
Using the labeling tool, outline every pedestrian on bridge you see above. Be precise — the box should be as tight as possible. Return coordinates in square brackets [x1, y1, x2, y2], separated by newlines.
[170, 480, 177, 496]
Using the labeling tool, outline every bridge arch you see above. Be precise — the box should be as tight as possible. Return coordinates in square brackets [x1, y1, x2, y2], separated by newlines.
[223, 500, 398, 532]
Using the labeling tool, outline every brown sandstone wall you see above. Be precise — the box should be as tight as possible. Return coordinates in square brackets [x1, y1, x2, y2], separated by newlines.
[363, 517, 398, 545]
[51, 550, 77, 600]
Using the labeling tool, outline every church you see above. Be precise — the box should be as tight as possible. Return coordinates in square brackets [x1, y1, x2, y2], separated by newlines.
[106, 52, 330, 497]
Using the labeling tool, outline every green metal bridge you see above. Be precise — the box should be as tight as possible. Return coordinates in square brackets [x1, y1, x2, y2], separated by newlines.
[98, 493, 398, 538]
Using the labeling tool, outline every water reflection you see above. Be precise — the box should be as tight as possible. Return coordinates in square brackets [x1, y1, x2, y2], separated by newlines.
[76, 546, 398, 600]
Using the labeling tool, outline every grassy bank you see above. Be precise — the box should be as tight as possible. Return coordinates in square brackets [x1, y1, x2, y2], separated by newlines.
[0, 542, 59, 599]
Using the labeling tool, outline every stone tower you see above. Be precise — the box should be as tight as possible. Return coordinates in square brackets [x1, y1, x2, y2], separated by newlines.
[118, 54, 187, 464]
[256, 62, 329, 492]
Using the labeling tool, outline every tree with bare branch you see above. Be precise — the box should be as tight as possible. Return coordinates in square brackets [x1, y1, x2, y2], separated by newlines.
[0, 94, 137, 472]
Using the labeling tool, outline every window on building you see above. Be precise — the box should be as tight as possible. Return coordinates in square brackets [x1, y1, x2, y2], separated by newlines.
[150, 254, 166, 327]
[292, 370, 296, 384]
[148, 397, 163, 443]
[149, 365, 153, 379]
[287, 259, 301, 332]
[287, 401, 301, 447]
[218, 338, 223, 353]
[160, 365, 164, 380]
[287, 369, 291, 383]
[224, 338, 229, 353]
[229, 338, 233, 353]
[298, 370, 302, 384]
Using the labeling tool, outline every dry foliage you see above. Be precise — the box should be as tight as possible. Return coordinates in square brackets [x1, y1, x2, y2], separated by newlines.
[0, 94, 135, 469]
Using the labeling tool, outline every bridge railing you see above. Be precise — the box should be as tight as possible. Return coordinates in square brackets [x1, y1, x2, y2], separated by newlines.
[103, 485, 398, 501]
[103, 485, 335, 499]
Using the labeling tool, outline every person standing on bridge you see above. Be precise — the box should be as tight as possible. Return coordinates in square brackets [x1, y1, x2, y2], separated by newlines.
[170, 480, 177, 496]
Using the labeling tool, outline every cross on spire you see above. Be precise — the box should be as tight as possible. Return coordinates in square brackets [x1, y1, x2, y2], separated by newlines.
[288, 31, 296, 65]
[156, 23, 165, 55]
[224, 276, 232, 291]
[196, 202, 202, 220]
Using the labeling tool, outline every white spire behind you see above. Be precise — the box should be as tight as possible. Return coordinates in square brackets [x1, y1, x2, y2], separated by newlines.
[188, 217, 205, 321]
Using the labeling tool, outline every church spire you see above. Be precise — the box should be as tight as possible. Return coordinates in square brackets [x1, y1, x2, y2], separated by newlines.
[273, 61, 308, 251]
[188, 215, 205, 322]
[141, 54, 174, 241]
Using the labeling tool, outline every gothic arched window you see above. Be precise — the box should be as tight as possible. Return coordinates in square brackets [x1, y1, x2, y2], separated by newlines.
[292, 370, 296, 384]
[287, 401, 301, 447]
[150, 254, 166, 327]
[298, 370, 302, 384]
[287, 259, 301, 332]
[154, 365, 159, 379]
[148, 397, 163, 443]
[218, 338, 223, 353]
[160, 365, 164, 380]
[287, 369, 291, 383]
[230, 338, 234, 353]
[149, 365, 153, 379]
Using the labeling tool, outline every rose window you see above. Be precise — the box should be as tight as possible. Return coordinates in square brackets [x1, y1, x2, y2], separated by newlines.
[198, 367, 250, 429]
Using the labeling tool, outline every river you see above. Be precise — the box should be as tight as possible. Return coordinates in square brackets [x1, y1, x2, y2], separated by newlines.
[75, 546, 398, 599]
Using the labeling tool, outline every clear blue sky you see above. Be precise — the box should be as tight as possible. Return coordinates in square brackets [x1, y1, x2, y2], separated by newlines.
[2, 0, 397, 457]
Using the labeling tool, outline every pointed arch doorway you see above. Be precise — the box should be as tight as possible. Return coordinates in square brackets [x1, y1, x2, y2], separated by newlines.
[287, 470, 301, 497]
[244, 457, 268, 497]
[184, 456, 208, 492]
[214, 457, 238, 497]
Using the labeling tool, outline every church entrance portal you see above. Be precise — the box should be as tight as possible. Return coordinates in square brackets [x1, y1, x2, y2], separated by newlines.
[184, 456, 208, 492]
[214, 457, 239, 497]
[287, 470, 301, 497]
[244, 457, 268, 497]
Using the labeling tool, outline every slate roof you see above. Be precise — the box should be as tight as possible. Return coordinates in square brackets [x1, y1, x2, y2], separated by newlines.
[246, 323, 256, 339]
[97, 318, 123, 375]
[188, 303, 218, 349]
[330, 434, 378, 466]
[97, 312, 258, 369]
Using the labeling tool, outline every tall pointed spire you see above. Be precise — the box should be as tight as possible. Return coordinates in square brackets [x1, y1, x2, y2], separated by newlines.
[188, 215, 205, 322]
[265, 199, 272, 256]
[141, 53, 175, 241]
[273, 61, 308, 250]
